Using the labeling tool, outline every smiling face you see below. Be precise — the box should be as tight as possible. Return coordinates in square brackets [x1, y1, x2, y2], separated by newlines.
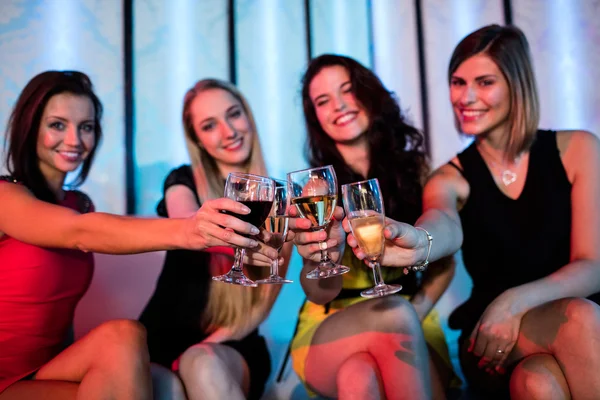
[309, 65, 370, 144]
[450, 53, 511, 140]
[189, 88, 254, 176]
[36, 93, 96, 184]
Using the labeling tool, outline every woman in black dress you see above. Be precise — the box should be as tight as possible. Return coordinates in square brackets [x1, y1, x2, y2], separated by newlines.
[345, 24, 600, 399]
[139, 79, 292, 400]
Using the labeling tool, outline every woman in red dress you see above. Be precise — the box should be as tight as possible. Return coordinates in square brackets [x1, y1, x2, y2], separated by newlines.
[0, 71, 276, 399]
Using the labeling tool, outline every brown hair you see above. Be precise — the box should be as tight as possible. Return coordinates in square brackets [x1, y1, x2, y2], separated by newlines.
[301, 54, 427, 223]
[5, 71, 102, 202]
[448, 24, 540, 160]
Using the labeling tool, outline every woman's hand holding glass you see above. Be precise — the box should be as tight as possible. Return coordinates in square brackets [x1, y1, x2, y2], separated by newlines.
[289, 205, 346, 266]
[341, 178, 402, 298]
[287, 165, 350, 279]
[212, 172, 275, 287]
[183, 197, 265, 250]
[343, 216, 431, 270]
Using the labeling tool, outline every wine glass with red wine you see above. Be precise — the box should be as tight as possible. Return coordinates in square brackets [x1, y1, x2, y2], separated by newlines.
[213, 172, 275, 287]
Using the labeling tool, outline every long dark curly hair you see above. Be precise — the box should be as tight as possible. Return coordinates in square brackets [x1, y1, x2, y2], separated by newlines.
[301, 54, 427, 223]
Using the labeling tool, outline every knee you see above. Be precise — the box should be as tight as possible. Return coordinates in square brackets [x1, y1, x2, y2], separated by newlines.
[368, 295, 421, 333]
[337, 353, 381, 395]
[151, 363, 186, 399]
[94, 319, 148, 353]
[178, 344, 228, 385]
[560, 298, 600, 340]
[509, 356, 562, 400]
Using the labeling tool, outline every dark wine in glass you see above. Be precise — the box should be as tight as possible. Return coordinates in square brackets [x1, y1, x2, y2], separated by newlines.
[213, 173, 275, 287]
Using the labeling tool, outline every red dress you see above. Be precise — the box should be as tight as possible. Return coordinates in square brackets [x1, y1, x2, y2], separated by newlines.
[0, 182, 94, 393]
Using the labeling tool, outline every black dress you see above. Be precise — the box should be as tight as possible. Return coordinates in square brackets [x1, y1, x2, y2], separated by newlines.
[448, 130, 599, 395]
[138, 165, 271, 400]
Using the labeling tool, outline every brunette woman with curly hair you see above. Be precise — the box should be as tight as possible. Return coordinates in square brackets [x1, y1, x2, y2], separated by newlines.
[289, 54, 459, 400]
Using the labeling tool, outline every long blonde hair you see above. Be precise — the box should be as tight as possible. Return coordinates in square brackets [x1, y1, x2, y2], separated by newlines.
[449, 24, 540, 161]
[182, 79, 273, 334]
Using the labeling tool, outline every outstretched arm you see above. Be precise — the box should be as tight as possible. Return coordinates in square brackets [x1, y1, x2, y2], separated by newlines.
[164, 184, 278, 265]
[343, 163, 468, 268]
[0, 183, 266, 255]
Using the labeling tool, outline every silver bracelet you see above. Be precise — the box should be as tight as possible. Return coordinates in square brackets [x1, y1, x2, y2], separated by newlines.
[410, 227, 432, 272]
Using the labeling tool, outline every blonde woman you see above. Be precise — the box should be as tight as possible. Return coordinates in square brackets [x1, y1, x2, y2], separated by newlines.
[139, 79, 293, 400]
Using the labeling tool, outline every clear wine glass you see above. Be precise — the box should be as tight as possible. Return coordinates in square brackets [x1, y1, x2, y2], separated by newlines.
[342, 178, 402, 298]
[212, 172, 275, 287]
[287, 165, 350, 279]
[256, 179, 293, 285]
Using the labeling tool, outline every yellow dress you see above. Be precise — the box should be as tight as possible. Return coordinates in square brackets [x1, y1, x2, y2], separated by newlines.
[290, 246, 460, 394]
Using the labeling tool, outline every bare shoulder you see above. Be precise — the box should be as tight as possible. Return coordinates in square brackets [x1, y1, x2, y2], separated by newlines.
[557, 130, 600, 181]
[0, 179, 35, 199]
[557, 130, 599, 153]
[0, 182, 36, 236]
[425, 157, 470, 204]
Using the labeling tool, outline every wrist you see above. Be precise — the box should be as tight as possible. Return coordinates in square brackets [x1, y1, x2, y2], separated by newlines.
[412, 227, 432, 271]
[171, 218, 189, 250]
[502, 287, 530, 315]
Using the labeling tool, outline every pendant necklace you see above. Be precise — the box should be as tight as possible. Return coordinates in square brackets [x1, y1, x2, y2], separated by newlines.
[477, 143, 523, 187]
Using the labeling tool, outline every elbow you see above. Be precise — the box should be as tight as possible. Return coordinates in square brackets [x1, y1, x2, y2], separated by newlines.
[301, 281, 340, 305]
[65, 214, 92, 252]
[306, 293, 337, 305]
[448, 215, 464, 249]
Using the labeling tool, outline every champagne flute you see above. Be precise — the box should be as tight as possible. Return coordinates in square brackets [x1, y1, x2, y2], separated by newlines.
[256, 179, 293, 284]
[213, 172, 275, 287]
[287, 165, 350, 279]
[342, 178, 402, 298]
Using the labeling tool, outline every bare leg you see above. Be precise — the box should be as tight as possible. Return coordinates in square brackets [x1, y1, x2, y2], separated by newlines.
[150, 363, 187, 400]
[1, 381, 78, 400]
[177, 343, 248, 400]
[1, 319, 152, 400]
[336, 352, 383, 400]
[428, 344, 450, 400]
[513, 298, 600, 398]
[304, 295, 432, 400]
[510, 354, 570, 400]
[461, 298, 600, 398]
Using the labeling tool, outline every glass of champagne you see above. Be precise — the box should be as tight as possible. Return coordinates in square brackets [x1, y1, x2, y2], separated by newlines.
[287, 165, 350, 279]
[342, 178, 402, 298]
[256, 179, 293, 284]
[213, 172, 275, 287]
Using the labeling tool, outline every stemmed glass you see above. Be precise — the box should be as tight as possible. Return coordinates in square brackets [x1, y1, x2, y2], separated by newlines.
[212, 172, 275, 287]
[342, 178, 402, 298]
[256, 180, 293, 285]
[287, 165, 350, 279]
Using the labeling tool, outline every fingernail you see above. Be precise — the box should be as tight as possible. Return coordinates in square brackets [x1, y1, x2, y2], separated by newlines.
[249, 240, 258, 247]
[251, 227, 260, 235]
[279, 257, 284, 264]
[242, 206, 251, 213]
